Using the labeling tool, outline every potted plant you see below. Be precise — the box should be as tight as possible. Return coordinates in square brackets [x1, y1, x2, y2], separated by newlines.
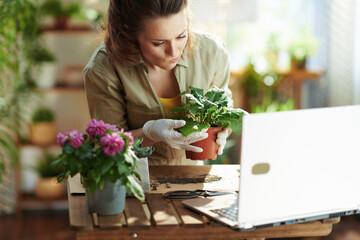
[131, 138, 155, 192]
[30, 106, 56, 145]
[51, 119, 153, 215]
[33, 151, 65, 199]
[169, 86, 247, 160]
[287, 30, 318, 70]
[30, 44, 57, 89]
[40, 0, 82, 30]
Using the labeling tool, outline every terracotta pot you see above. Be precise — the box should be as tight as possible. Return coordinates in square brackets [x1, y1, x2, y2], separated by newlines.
[291, 58, 307, 70]
[186, 127, 223, 161]
[30, 122, 56, 145]
[55, 17, 70, 30]
[34, 177, 65, 199]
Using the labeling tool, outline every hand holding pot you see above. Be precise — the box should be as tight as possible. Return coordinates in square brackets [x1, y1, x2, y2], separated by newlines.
[143, 119, 208, 152]
[216, 127, 231, 155]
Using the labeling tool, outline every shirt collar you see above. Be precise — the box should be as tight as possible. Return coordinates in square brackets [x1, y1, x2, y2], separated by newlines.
[177, 46, 189, 68]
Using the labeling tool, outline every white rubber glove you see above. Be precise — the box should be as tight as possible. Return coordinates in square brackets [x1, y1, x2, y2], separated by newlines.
[216, 127, 231, 155]
[143, 119, 208, 152]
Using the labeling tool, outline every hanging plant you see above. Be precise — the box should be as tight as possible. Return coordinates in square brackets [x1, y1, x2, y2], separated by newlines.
[0, 0, 41, 183]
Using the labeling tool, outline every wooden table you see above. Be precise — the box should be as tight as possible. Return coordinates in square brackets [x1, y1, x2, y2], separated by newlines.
[67, 165, 339, 240]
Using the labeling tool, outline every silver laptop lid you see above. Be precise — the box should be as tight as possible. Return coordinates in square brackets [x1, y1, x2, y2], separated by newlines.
[238, 105, 360, 229]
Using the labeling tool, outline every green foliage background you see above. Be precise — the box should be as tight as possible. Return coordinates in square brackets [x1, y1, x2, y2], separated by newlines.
[0, 0, 41, 182]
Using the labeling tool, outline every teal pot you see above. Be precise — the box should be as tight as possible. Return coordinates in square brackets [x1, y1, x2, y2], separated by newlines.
[85, 179, 126, 216]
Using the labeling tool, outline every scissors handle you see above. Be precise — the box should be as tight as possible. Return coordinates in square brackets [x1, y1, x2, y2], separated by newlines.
[164, 190, 233, 199]
[163, 190, 198, 199]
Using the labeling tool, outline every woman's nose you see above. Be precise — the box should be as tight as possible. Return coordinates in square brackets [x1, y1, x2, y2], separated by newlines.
[166, 41, 178, 57]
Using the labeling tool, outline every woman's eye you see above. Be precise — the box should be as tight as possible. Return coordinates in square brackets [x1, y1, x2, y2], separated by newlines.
[152, 42, 164, 46]
[177, 35, 186, 39]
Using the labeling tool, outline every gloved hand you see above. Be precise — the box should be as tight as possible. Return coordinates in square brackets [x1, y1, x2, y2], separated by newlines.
[216, 127, 231, 155]
[143, 119, 208, 152]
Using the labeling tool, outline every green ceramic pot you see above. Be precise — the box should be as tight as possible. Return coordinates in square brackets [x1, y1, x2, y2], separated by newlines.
[86, 179, 126, 216]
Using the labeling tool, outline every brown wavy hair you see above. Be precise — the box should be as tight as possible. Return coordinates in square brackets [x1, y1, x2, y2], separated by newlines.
[105, 0, 193, 67]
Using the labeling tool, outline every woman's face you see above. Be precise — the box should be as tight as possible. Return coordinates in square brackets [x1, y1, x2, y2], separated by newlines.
[137, 8, 188, 71]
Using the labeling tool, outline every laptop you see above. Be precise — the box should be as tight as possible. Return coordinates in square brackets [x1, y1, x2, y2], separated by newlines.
[182, 105, 360, 231]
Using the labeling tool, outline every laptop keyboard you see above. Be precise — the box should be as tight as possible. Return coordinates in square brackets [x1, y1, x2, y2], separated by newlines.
[210, 203, 238, 222]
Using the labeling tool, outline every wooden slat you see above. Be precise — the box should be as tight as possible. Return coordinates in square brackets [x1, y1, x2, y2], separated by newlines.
[92, 213, 99, 226]
[98, 214, 124, 230]
[124, 197, 151, 229]
[76, 220, 334, 240]
[67, 183, 93, 231]
[171, 199, 205, 228]
[145, 193, 179, 228]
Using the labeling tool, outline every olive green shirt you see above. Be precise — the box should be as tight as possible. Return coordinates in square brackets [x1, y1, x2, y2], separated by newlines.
[83, 31, 232, 165]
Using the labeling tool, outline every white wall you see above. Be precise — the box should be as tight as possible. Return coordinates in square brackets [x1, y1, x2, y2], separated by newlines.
[44, 31, 100, 85]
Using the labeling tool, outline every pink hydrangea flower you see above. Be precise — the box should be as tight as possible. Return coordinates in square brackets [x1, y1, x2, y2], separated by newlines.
[104, 123, 118, 132]
[100, 133, 125, 157]
[86, 119, 107, 139]
[123, 132, 134, 146]
[68, 130, 84, 149]
[57, 133, 68, 147]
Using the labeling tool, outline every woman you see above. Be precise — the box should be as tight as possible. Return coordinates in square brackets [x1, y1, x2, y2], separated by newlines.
[84, 0, 232, 165]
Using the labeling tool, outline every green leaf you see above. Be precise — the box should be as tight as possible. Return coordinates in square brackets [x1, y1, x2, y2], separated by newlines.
[98, 158, 114, 174]
[189, 86, 204, 98]
[188, 105, 201, 116]
[132, 139, 155, 158]
[133, 171, 141, 181]
[75, 144, 94, 161]
[168, 107, 185, 115]
[183, 93, 204, 107]
[178, 119, 210, 137]
[87, 170, 101, 186]
[203, 99, 217, 110]
[124, 152, 135, 165]
[216, 110, 246, 135]
[117, 162, 131, 176]
[126, 175, 145, 202]
[217, 118, 242, 135]
[216, 97, 229, 108]
[63, 143, 74, 154]
[204, 86, 225, 102]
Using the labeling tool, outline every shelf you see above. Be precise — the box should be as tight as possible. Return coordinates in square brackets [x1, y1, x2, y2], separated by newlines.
[37, 86, 85, 94]
[40, 25, 95, 34]
[19, 193, 68, 210]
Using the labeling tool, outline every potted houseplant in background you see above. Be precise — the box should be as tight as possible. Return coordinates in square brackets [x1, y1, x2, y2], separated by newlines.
[238, 62, 295, 113]
[169, 86, 247, 160]
[30, 106, 56, 145]
[30, 44, 57, 89]
[51, 119, 153, 215]
[40, 0, 82, 30]
[286, 30, 318, 70]
[34, 151, 65, 199]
